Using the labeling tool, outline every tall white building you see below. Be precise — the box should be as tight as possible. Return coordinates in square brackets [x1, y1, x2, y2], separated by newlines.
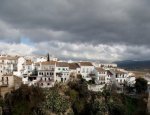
[78, 62, 95, 81]
[0, 55, 18, 75]
[55, 62, 70, 83]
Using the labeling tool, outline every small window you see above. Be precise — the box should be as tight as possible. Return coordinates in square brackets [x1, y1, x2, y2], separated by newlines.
[116, 74, 118, 78]
[6, 77, 8, 81]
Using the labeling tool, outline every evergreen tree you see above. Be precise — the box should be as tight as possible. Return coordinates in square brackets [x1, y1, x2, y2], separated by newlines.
[47, 53, 50, 61]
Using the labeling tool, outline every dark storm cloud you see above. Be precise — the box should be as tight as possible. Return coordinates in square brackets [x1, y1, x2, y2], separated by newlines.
[0, 0, 150, 45]
[0, 0, 150, 61]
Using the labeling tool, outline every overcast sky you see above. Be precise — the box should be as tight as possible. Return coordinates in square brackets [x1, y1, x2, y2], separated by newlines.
[0, 0, 150, 62]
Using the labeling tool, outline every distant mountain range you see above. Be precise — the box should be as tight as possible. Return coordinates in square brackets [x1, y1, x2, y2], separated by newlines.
[114, 60, 150, 70]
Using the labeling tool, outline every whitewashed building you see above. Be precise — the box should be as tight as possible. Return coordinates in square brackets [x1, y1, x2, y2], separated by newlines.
[94, 68, 113, 84]
[0, 55, 18, 75]
[69, 63, 80, 79]
[110, 69, 128, 84]
[94, 67, 107, 84]
[78, 62, 95, 81]
[55, 62, 69, 83]
[37, 61, 55, 88]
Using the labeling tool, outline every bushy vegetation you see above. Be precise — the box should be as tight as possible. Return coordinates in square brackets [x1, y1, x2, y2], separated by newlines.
[0, 78, 149, 115]
[135, 78, 148, 94]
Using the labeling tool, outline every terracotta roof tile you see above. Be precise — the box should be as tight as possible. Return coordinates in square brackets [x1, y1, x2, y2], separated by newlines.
[0, 56, 19, 60]
[79, 62, 93, 66]
[114, 70, 126, 74]
[41, 61, 56, 65]
[69, 63, 80, 69]
[56, 62, 69, 67]
[96, 67, 106, 72]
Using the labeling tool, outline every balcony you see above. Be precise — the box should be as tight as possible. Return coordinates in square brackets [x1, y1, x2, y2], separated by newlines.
[0, 82, 8, 87]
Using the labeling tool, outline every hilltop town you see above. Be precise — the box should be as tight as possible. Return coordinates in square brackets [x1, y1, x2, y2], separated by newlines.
[0, 53, 140, 95]
[0, 53, 149, 115]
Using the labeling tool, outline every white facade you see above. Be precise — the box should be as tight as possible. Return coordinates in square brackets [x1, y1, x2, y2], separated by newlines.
[111, 70, 128, 84]
[94, 68, 113, 84]
[0, 55, 18, 75]
[13, 57, 33, 77]
[79, 62, 95, 81]
[55, 62, 70, 83]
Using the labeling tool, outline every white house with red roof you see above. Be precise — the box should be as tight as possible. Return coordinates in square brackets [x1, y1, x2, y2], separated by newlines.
[78, 62, 95, 81]
[55, 62, 70, 83]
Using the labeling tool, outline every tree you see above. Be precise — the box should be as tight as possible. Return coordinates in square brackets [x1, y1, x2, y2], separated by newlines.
[45, 89, 70, 114]
[47, 53, 50, 61]
[135, 78, 148, 94]
[90, 99, 107, 115]
[32, 67, 38, 76]
[4, 85, 45, 115]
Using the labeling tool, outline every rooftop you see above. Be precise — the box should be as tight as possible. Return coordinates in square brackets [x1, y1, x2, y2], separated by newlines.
[69, 63, 80, 69]
[96, 67, 106, 72]
[41, 61, 56, 65]
[79, 62, 93, 66]
[56, 62, 69, 67]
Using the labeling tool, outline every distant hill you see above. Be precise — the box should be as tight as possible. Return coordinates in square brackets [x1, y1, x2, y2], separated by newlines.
[114, 60, 150, 70]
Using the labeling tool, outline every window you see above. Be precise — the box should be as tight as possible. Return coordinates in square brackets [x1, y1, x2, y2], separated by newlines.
[116, 74, 118, 78]
[45, 78, 46, 81]
[61, 78, 63, 82]
[47, 83, 50, 85]
[6, 77, 8, 84]
[47, 72, 49, 75]
[41, 83, 43, 86]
